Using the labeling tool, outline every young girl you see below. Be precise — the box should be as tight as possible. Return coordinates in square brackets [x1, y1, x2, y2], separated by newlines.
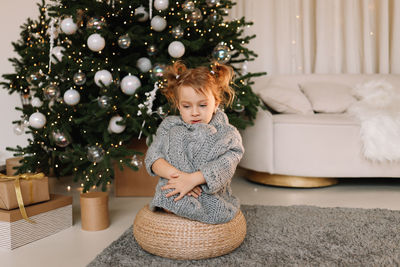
[144, 61, 244, 224]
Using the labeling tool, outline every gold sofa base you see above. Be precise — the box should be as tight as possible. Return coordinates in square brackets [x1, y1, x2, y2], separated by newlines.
[244, 170, 338, 188]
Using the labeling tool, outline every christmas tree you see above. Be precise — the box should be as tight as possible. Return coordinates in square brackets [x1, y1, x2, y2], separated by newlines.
[1, 0, 265, 192]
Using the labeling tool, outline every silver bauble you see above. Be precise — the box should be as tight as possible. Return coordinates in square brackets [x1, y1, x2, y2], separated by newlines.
[98, 95, 111, 108]
[151, 64, 166, 79]
[182, 0, 195, 12]
[156, 106, 167, 118]
[86, 16, 107, 30]
[206, 0, 220, 7]
[189, 8, 203, 22]
[26, 72, 42, 85]
[13, 124, 24, 135]
[43, 84, 60, 100]
[171, 25, 184, 39]
[131, 154, 143, 169]
[207, 11, 219, 23]
[147, 44, 158, 56]
[233, 101, 245, 112]
[212, 43, 231, 63]
[118, 34, 131, 49]
[73, 72, 86, 85]
[51, 130, 70, 147]
[86, 145, 105, 163]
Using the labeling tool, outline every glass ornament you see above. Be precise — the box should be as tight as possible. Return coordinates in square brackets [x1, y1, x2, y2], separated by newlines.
[98, 95, 111, 109]
[86, 145, 105, 163]
[118, 34, 131, 49]
[86, 16, 107, 30]
[131, 154, 143, 169]
[171, 25, 184, 39]
[233, 101, 245, 113]
[13, 124, 24, 135]
[147, 44, 158, 56]
[151, 64, 166, 79]
[51, 130, 70, 147]
[207, 11, 219, 23]
[43, 84, 60, 100]
[73, 72, 86, 85]
[212, 43, 231, 63]
[156, 106, 167, 118]
[206, 0, 220, 7]
[189, 8, 203, 22]
[182, 0, 195, 12]
[26, 72, 42, 85]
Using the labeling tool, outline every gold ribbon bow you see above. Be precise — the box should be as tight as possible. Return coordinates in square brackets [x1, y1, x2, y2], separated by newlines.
[0, 173, 45, 223]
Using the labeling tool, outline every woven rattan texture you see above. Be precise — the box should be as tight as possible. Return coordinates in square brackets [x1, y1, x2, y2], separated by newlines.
[133, 205, 246, 260]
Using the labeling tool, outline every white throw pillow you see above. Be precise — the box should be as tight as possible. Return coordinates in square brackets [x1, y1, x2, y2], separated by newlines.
[299, 82, 356, 113]
[258, 84, 314, 114]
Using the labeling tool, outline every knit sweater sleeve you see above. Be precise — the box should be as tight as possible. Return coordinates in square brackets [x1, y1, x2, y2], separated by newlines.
[199, 128, 244, 194]
[144, 117, 173, 176]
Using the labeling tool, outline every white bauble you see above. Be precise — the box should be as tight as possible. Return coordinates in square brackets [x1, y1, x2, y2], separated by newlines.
[109, 116, 126, 134]
[154, 0, 169, 10]
[31, 97, 43, 108]
[51, 46, 65, 63]
[60, 17, 78, 35]
[151, 16, 167, 32]
[136, 57, 152, 72]
[135, 6, 149, 22]
[120, 75, 141, 95]
[94, 70, 113, 87]
[63, 88, 80, 106]
[168, 41, 185, 58]
[29, 112, 46, 129]
[87, 33, 105, 52]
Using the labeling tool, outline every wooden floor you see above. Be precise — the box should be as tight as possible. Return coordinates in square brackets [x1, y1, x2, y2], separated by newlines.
[1, 173, 400, 267]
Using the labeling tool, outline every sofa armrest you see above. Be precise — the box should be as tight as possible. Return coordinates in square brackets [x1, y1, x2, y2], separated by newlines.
[239, 107, 274, 173]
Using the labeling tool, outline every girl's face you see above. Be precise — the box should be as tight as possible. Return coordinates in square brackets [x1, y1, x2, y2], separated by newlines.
[177, 85, 219, 124]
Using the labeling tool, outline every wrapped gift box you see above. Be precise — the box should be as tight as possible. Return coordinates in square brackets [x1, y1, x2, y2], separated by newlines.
[0, 194, 72, 250]
[0, 175, 50, 210]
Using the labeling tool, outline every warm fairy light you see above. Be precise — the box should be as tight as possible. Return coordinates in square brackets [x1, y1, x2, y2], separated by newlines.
[81, 183, 84, 187]
[67, 186, 71, 191]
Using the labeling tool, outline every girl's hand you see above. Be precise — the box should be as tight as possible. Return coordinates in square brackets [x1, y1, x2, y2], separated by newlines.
[161, 172, 205, 201]
[187, 186, 202, 198]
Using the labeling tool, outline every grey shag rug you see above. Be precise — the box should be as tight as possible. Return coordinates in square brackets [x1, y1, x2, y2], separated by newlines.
[88, 205, 400, 266]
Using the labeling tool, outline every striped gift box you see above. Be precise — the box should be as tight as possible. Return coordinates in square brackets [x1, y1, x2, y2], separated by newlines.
[0, 194, 72, 250]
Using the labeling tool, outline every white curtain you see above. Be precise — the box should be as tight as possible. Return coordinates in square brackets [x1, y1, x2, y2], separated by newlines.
[231, 0, 400, 74]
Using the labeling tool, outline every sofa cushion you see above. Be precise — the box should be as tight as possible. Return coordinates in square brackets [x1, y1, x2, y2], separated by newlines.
[258, 83, 314, 115]
[299, 82, 357, 113]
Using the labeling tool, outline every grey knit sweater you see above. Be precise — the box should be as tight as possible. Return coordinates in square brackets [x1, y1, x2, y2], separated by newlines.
[145, 110, 244, 224]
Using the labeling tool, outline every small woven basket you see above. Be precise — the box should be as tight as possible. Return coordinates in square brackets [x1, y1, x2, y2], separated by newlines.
[133, 205, 246, 260]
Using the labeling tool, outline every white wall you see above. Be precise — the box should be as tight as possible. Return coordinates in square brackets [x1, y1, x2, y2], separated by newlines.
[0, 1, 40, 165]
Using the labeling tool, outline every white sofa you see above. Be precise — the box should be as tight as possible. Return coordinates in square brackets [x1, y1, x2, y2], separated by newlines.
[239, 74, 400, 187]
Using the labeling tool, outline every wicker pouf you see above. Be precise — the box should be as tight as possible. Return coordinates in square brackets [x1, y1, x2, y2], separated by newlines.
[133, 205, 247, 260]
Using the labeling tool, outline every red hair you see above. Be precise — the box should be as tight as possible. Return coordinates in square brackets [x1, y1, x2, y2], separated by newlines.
[162, 61, 235, 109]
